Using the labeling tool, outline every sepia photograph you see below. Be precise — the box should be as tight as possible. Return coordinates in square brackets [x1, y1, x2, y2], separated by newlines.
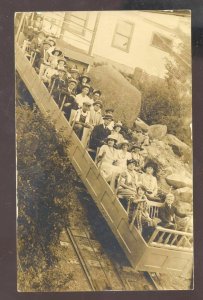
[15, 10, 193, 292]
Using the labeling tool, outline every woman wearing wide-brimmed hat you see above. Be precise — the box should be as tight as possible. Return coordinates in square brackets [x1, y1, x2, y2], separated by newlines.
[130, 144, 145, 172]
[75, 74, 91, 95]
[111, 121, 124, 146]
[75, 84, 94, 108]
[97, 135, 121, 182]
[139, 161, 159, 201]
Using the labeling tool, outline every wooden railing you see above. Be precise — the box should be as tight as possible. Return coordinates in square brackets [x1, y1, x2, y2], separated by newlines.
[148, 226, 193, 252]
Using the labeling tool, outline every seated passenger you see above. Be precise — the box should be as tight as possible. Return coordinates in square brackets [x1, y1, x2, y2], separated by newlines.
[117, 159, 140, 212]
[128, 185, 148, 225]
[139, 162, 159, 201]
[61, 79, 78, 120]
[91, 89, 102, 104]
[132, 199, 160, 240]
[131, 129, 146, 147]
[70, 67, 80, 81]
[89, 114, 112, 152]
[89, 100, 103, 127]
[49, 69, 68, 106]
[72, 101, 93, 142]
[41, 61, 58, 87]
[37, 39, 52, 76]
[48, 48, 63, 69]
[105, 109, 114, 130]
[117, 140, 132, 170]
[76, 75, 91, 95]
[130, 144, 145, 172]
[158, 193, 190, 230]
[30, 31, 46, 68]
[75, 84, 93, 108]
[97, 135, 120, 182]
[111, 121, 124, 146]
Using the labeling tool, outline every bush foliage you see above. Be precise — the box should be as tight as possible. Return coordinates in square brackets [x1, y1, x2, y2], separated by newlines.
[17, 104, 77, 290]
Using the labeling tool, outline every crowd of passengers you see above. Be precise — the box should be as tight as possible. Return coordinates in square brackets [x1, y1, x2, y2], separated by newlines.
[18, 13, 192, 242]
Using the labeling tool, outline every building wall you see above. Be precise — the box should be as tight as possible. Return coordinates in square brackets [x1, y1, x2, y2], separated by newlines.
[91, 11, 183, 78]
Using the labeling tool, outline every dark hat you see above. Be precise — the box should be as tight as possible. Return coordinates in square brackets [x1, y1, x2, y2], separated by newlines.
[131, 144, 144, 151]
[105, 108, 114, 115]
[106, 135, 117, 142]
[58, 58, 66, 64]
[46, 37, 56, 46]
[127, 159, 137, 166]
[80, 75, 91, 83]
[93, 100, 103, 108]
[82, 84, 90, 90]
[93, 89, 102, 96]
[103, 114, 113, 120]
[68, 78, 78, 85]
[83, 101, 92, 106]
[113, 121, 122, 129]
[43, 40, 52, 46]
[70, 68, 79, 74]
[51, 48, 63, 56]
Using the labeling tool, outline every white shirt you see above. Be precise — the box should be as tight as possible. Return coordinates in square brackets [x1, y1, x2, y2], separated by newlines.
[75, 94, 93, 108]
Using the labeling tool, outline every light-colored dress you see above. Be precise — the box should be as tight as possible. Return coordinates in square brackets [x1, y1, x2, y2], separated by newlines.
[139, 173, 158, 196]
[98, 145, 120, 182]
[118, 150, 132, 170]
[117, 169, 139, 198]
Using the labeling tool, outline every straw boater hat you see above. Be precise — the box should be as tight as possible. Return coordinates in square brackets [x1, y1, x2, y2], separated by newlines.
[127, 159, 137, 166]
[83, 101, 92, 107]
[68, 78, 78, 85]
[43, 40, 52, 46]
[58, 58, 66, 64]
[93, 89, 102, 96]
[51, 48, 63, 56]
[46, 37, 56, 46]
[113, 121, 122, 129]
[118, 139, 130, 148]
[106, 135, 117, 143]
[93, 100, 103, 108]
[82, 84, 90, 90]
[80, 75, 91, 83]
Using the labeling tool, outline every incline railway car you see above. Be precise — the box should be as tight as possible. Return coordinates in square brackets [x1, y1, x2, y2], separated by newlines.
[15, 39, 193, 275]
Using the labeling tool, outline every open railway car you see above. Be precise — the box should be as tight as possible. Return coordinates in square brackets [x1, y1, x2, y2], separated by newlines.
[15, 41, 193, 275]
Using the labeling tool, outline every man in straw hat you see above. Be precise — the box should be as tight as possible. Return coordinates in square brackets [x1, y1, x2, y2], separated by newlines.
[72, 101, 93, 144]
[89, 100, 103, 127]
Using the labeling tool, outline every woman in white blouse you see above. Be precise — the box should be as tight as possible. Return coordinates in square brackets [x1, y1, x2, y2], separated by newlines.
[97, 135, 121, 182]
[139, 162, 158, 200]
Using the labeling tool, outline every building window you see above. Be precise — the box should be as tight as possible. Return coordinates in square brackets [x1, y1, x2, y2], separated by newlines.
[112, 20, 134, 52]
[151, 33, 173, 53]
[62, 12, 89, 36]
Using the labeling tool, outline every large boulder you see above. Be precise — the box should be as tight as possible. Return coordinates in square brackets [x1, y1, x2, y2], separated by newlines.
[148, 124, 167, 140]
[87, 65, 141, 127]
[174, 187, 193, 203]
[134, 118, 149, 132]
[163, 134, 192, 159]
[166, 174, 192, 189]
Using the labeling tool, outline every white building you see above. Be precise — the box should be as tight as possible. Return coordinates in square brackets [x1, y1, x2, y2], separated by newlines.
[40, 10, 191, 78]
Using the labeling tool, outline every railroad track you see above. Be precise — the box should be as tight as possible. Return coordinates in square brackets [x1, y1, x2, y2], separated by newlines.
[64, 226, 159, 291]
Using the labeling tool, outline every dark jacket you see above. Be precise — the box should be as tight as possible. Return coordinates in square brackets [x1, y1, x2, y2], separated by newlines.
[159, 203, 187, 226]
[89, 124, 111, 150]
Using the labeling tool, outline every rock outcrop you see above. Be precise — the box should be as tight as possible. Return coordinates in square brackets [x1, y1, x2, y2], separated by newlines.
[88, 65, 141, 127]
[148, 124, 167, 140]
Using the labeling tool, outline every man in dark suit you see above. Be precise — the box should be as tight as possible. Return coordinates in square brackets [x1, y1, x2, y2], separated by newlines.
[159, 193, 188, 229]
[88, 114, 112, 155]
